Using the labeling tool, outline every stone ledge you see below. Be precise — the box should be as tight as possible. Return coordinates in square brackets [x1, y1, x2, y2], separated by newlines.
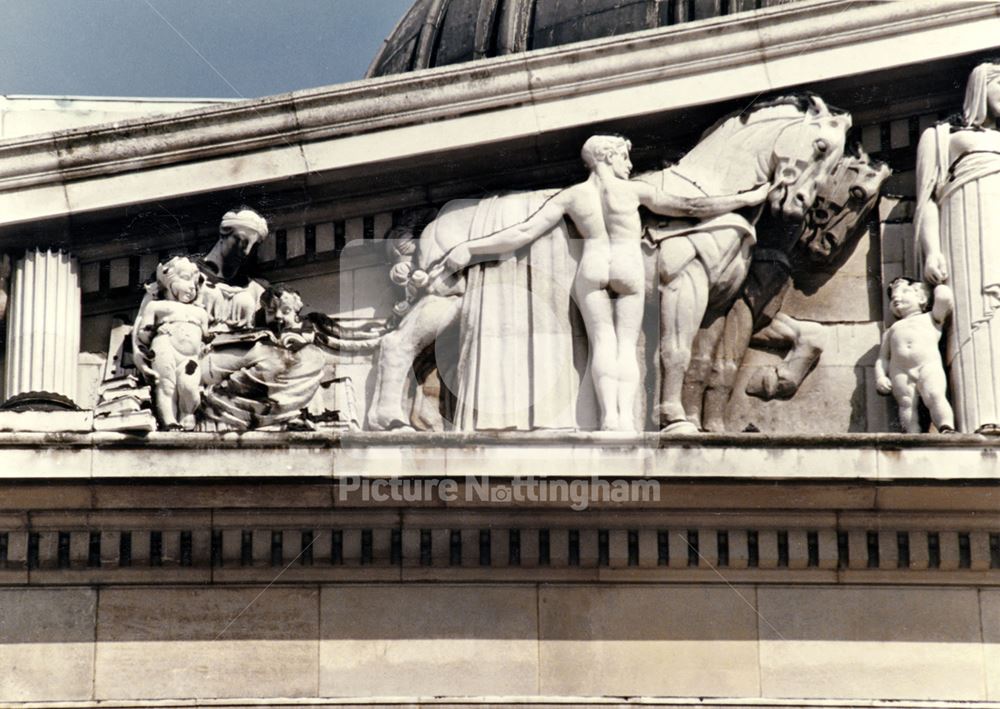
[6, 697, 1000, 708]
[0, 431, 996, 482]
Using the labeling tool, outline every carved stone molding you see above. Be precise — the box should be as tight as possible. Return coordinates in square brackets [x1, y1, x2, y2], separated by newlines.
[0, 1, 994, 231]
[1, 508, 997, 587]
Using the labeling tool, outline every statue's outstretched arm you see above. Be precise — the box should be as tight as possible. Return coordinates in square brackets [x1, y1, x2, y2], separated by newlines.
[443, 194, 569, 271]
[637, 181, 769, 218]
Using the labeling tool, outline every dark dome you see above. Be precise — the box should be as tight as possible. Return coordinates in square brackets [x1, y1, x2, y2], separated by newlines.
[367, 0, 795, 77]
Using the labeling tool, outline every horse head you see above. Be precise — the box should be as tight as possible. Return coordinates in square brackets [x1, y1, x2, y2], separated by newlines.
[768, 95, 852, 222]
[796, 148, 891, 265]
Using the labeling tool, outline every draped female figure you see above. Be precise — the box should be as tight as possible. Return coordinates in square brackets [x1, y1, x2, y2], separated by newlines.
[915, 63, 1000, 433]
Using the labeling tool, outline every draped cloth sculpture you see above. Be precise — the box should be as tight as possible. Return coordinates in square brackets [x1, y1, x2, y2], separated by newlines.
[424, 193, 581, 430]
[915, 63, 1000, 433]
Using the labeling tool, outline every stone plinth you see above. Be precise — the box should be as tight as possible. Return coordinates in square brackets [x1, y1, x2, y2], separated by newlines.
[3, 249, 80, 405]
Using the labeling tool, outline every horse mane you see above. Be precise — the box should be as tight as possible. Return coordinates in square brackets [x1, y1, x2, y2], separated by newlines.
[842, 141, 890, 172]
[698, 92, 848, 141]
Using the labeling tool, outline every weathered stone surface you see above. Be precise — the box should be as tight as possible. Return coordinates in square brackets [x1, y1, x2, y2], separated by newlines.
[538, 585, 759, 697]
[757, 586, 985, 700]
[319, 584, 538, 696]
[727, 363, 867, 434]
[983, 590, 1000, 700]
[781, 275, 880, 322]
[0, 588, 96, 702]
[94, 587, 318, 700]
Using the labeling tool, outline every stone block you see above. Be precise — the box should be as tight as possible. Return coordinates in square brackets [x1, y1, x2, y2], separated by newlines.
[781, 274, 879, 322]
[880, 222, 910, 264]
[319, 584, 538, 696]
[727, 361, 866, 434]
[758, 586, 985, 700]
[538, 585, 759, 697]
[0, 588, 96, 702]
[879, 196, 914, 225]
[94, 587, 318, 700]
[983, 590, 1000, 700]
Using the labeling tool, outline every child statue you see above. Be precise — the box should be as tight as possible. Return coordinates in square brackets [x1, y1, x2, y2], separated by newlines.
[134, 256, 211, 430]
[202, 284, 327, 431]
[875, 277, 955, 433]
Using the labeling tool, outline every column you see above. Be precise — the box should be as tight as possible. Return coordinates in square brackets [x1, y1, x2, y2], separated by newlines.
[3, 249, 81, 405]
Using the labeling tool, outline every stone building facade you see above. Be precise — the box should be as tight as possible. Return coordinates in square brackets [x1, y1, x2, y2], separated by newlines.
[1, 0, 1000, 705]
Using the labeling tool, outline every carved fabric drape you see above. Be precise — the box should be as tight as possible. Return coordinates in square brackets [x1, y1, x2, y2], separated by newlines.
[448, 191, 581, 431]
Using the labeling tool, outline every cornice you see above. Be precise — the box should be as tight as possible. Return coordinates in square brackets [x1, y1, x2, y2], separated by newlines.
[0, 0, 994, 230]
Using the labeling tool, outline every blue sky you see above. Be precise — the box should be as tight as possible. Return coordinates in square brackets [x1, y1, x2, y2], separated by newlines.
[1, 0, 414, 98]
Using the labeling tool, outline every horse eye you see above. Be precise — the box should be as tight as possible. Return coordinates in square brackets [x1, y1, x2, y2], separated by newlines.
[815, 139, 829, 155]
[850, 186, 867, 201]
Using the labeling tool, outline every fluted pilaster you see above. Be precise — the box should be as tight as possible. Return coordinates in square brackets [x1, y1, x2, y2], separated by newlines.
[3, 249, 80, 403]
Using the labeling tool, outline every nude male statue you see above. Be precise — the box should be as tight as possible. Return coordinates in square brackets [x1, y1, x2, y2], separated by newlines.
[444, 135, 768, 430]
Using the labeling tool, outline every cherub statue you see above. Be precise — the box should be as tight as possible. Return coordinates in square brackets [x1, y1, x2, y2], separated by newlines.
[202, 284, 327, 430]
[134, 256, 211, 430]
[875, 277, 955, 433]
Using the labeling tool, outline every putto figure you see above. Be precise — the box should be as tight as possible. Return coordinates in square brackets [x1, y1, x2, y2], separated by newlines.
[134, 256, 211, 430]
[444, 134, 767, 430]
[875, 278, 955, 434]
[202, 284, 327, 431]
[915, 62, 1000, 433]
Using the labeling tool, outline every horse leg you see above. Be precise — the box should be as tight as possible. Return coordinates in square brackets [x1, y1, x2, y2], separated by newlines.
[701, 298, 753, 432]
[682, 312, 725, 430]
[658, 256, 710, 433]
[368, 294, 462, 430]
[746, 313, 826, 399]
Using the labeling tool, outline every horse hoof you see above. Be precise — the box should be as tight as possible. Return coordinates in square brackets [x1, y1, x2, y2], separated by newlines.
[660, 419, 700, 435]
[386, 419, 416, 432]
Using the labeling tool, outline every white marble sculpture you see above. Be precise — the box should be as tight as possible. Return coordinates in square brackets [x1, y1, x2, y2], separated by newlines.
[691, 150, 891, 432]
[198, 207, 270, 329]
[122, 207, 268, 431]
[915, 63, 1000, 434]
[642, 95, 850, 432]
[134, 256, 211, 430]
[441, 135, 767, 431]
[876, 278, 955, 433]
[117, 203, 377, 433]
[202, 285, 328, 430]
[369, 96, 851, 432]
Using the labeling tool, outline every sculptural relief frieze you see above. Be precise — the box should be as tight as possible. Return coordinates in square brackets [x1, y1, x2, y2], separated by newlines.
[368, 93, 860, 434]
[14, 92, 977, 436]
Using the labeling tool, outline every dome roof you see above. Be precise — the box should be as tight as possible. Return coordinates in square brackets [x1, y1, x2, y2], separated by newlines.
[367, 0, 790, 78]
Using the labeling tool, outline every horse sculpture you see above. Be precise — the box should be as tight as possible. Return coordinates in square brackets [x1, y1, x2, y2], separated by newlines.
[368, 95, 852, 431]
[682, 149, 891, 432]
[640, 95, 851, 432]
